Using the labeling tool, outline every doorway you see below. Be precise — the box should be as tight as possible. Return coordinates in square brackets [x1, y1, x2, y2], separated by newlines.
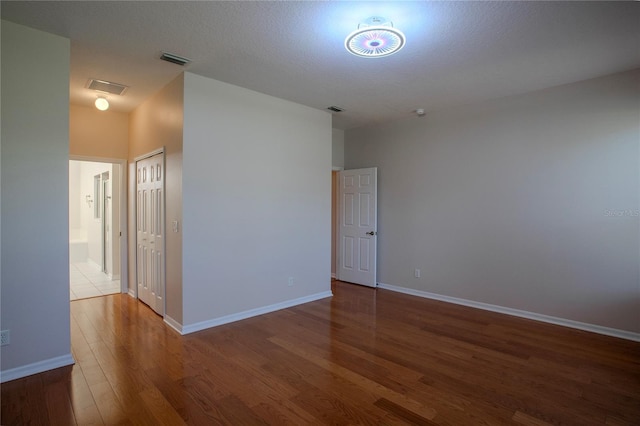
[336, 167, 378, 287]
[69, 159, 126, 300]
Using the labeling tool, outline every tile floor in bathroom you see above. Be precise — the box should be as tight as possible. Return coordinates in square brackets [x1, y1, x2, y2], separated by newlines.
[70, 262, 121, 301]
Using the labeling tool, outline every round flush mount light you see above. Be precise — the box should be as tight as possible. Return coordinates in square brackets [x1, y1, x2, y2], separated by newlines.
[95, 97, 109, 111]
[345, 16, 406, 58]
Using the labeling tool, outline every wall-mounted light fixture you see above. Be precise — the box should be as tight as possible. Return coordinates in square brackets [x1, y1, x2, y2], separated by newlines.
[95, 97, 109, 111]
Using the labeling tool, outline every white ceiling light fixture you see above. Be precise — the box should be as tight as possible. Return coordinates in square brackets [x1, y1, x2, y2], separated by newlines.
[95, 97, 109, 111]
[345, 16, 406, 58]
[86, 78, 127, 111]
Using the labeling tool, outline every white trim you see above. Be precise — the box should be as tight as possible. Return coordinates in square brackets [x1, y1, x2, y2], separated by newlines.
[70, 155, 123, 164]
[180, 291, 333, 335]
[128, 162, 137, 300]
[377, 283, 640, 342]
[331, 169, 340, 284]
[0, 354, 75, 383]
[336, 168, 342, 283]
[134, 147, 164, 162]
[164, 315, 183, 334]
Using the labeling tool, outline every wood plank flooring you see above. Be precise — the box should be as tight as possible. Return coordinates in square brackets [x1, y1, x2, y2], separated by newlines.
[2, 281, 639, 425]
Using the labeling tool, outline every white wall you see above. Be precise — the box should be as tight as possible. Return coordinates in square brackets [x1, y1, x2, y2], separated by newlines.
[1, 21, 72, 379]
[182, 73, 332, 327]
[69, 160, 83, 240]
[70, 104, 129, 159]
[129, 74, 184, 322]
[345, 69, 640, 334]
[109, 163, 120, 278]
[330, 130, 344, 276]
[332, 128, 345, 169]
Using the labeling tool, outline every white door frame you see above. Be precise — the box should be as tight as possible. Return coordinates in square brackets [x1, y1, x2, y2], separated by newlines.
[70, 155, 128, 293]
[332, 166, 343, 280]
[102, 175, 109, 274]
[134, 148, 166, 317]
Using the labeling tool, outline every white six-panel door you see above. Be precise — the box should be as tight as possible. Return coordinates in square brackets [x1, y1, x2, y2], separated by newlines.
[337, 168, 378, 287]
[136, 153, 164, 315]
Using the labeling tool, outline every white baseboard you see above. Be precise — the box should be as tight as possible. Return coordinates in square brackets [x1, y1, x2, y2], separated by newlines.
[164, 315, 183, 334]
[180, 291, 333, 335]
[127, 288, 136, 298]
[331, 273, 336, 279]
[0, 353, 75, 383]
[377, 283, 640, 342]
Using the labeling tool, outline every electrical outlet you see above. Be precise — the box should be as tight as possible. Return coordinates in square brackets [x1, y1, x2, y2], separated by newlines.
[0, 330, 10, 346]
[414, 269, 421, 278]
[288, 277, 295, 287]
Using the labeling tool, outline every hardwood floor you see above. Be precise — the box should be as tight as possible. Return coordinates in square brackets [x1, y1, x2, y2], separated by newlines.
[2, 281, 639, 425]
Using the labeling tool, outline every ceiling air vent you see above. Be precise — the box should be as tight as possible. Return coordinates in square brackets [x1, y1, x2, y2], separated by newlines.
[327, 106, 344, 112]
[160, 52, 191, 66]
[86, 79, 128, 95]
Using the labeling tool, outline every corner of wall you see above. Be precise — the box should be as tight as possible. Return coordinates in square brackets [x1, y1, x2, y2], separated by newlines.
[1, 20, 72, 377]
[128, 72, 184, 325]
[332, 128, 345, 169]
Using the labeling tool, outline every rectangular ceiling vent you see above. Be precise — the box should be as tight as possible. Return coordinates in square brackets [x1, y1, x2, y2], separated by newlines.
[327, 106, 344, 112]
[160, 52, 191, 66]
[86, 79, 128, 96]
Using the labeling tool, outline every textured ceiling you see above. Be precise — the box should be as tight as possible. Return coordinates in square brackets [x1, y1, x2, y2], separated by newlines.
[2, 1, 639, 130]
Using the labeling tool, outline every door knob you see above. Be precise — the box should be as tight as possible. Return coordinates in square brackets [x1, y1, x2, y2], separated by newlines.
[366, 231, 377, 236]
